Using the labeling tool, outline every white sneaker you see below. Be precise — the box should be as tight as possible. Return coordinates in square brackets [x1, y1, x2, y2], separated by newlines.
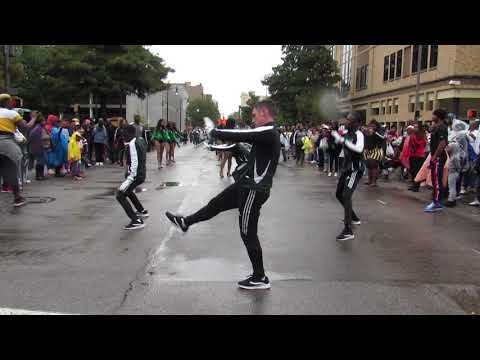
[460, 188, 466, 195]
[334, 172, 338, 177]
[455, 195, 462, 200]
[469, 199, 480, 207]
[328, 172, 332, 177]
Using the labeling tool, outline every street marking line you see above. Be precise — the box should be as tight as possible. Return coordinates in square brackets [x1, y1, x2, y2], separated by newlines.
[377, 200, 388, 205]
[0, 307, 74, 315]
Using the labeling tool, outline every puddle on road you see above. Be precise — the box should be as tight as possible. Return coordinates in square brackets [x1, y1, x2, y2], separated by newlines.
[156, 182, 182, 190]
[84, 188, 117, 201]
[150, 254, 312, 282]
[25, 196, 56, 204]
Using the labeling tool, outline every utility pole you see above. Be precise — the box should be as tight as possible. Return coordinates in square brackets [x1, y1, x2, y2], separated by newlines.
[146, 92, 149, 129]
[179, 98, 182, 132]
[89, 93, 93, 119]
[414, 45, 423, 120]
[4, 45, 11, 92]
[166, 88, 169, 122]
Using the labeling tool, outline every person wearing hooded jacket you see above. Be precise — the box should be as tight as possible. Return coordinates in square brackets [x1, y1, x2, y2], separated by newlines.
[116, 125, 149, 230]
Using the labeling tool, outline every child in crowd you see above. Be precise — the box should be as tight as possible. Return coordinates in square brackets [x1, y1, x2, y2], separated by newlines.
[68, 121, 83, 181]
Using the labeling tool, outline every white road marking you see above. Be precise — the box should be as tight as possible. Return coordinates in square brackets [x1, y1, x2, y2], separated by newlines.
[0, 307, 74, 315]
[377, 200, 388, 205]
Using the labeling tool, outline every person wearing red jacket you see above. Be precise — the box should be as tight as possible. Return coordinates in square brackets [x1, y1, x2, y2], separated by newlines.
[408, 121, 427, 192]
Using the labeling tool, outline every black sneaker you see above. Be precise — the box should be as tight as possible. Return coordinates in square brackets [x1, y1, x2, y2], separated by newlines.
[238, 275, 271, 290]
[14, 197, 27, 207]
[165, 212, 189, 232]
[342, 219, 361, 226]
[136, 210, 149, 218]
[445, 200, 456, 207]
[124, 218, 145, 230]
[336, 228, 354, 241]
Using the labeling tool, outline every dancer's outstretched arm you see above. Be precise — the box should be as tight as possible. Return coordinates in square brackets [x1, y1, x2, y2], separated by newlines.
[212, 125, 275, 144]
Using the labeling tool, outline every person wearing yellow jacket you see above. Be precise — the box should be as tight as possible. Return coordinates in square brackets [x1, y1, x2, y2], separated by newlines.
[302, 135, 313, 155]
[68, 120, 83, 180]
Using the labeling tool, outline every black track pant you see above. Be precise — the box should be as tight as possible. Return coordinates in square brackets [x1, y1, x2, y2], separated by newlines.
[336, 168, 363, 231]
[185, 182, 270, 278]
[95, 143, 105, 163]
[116, 179, 145, 221]
[409, 156, 424, 189]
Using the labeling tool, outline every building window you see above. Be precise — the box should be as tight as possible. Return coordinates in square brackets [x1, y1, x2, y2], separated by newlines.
[396, 50, 402, 78]
[393, 99, 399, 114]
[340, 45, 353, 95]
[429, 45, 438, 68]
[356, 64, 368, 90]
[409, 103, 415, 113]
[403, 46, 411, 77]
[421, 45, 428, 71]
[427, 100, 434, 111]
[372, 108, 380, 116]
[387, 99, 392, 114]
[383, 56, 389, 82]
[427, 92, 435, 110]
[381, 101, 386, 115]
[389, 53, 396, 80]
[412, 45, 419, 73]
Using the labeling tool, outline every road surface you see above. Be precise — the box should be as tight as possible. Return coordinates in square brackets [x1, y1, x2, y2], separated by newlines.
[1, 144, 479, 314]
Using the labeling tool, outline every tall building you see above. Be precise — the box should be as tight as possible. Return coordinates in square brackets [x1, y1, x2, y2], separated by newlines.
[126, 83, 189, 131]
[333, 45, 480, 127]
[184, 82, 204, 100]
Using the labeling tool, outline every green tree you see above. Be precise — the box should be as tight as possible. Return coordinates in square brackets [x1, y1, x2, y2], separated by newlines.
[16, 45, 173, 114]
[239, 91, 259, 127]
[186, 97, 220, 128]
[262, 45, 341, 125]
[0, 46, 25, 91]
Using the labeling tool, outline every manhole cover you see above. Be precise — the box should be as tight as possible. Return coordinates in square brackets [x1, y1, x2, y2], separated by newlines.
[25, 196, 56, 204]
[156, 182, 181, 190]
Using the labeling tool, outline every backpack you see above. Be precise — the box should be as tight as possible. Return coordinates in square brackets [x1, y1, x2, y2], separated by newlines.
[467, 142, 478, 162]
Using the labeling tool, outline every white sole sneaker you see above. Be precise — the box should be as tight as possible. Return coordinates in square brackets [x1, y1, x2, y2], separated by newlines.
[124, 223, 145, 230]
[342, 220, 361, 225]
[238, 283, 271, 290]
[336, 234, 355, 241]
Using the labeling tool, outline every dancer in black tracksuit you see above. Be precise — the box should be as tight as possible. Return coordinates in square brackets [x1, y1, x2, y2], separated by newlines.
[331, 112, 365, 241]
[166, 101, 280, 290]
[116, 125, 149, 230]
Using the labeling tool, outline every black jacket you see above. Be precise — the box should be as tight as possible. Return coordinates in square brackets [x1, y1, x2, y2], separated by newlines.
[342, 129, 365, 172]
[125, 137, 147, 182]
[213, 123, 280, 192]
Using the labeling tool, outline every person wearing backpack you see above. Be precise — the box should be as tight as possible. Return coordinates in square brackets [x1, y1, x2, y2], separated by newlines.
[93, 119, 108, 166]
[294, 124, 306, 165]
[279, 127, 289, 162]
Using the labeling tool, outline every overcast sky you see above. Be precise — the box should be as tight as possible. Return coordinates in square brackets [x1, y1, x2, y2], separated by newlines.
[150, 45, 283, 116]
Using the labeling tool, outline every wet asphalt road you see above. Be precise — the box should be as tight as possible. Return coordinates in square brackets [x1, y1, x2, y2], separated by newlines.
[1, 144, 480, 315]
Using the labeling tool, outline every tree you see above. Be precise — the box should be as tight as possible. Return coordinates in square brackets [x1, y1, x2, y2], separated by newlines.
[262, 45, 341, 125]
[0, 46, 25, 91]
[186, 97, 220, 128]
[239, 91, 259, 127]
[16, 45, 173, 115]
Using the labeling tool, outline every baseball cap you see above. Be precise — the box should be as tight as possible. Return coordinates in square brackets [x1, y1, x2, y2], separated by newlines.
[0, 94, 11, 102]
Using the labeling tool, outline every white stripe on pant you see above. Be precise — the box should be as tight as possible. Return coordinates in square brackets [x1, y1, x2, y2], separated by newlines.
[242, 190, 255, 235]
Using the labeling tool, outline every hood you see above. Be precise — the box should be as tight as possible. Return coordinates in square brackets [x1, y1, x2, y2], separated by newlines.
[452, 119, 468, 132]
